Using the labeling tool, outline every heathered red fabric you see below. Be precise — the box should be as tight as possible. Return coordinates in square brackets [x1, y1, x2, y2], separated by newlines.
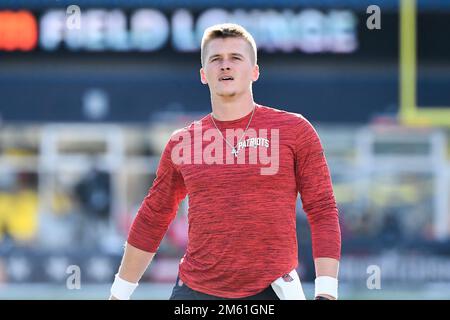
[127, 104, 341, 298]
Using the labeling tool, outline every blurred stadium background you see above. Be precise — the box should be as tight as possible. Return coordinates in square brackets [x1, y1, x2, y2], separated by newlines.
[0, 0, 449, 300]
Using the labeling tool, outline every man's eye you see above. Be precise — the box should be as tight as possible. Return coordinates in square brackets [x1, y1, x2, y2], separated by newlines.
[233, 56, 241, 60]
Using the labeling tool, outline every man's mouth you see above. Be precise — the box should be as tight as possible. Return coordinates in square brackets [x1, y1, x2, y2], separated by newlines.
[219, 76, 234, 81]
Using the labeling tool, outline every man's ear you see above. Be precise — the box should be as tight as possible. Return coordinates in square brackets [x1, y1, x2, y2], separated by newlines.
[200, 68, 208, 84]
[252, 64, 260, 82]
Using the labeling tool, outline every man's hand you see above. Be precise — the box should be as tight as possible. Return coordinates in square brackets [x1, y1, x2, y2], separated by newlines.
[315, 294, 335, 300]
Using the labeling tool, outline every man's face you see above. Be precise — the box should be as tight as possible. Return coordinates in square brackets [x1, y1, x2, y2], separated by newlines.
[200, 37, 259, 98]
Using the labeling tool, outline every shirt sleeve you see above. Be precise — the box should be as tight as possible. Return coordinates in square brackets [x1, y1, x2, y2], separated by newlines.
[295, 117, 341, 260]
[127, 136, 187, 253]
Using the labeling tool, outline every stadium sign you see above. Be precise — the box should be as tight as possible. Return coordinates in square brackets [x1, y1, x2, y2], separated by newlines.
[39, 8, 358, 53]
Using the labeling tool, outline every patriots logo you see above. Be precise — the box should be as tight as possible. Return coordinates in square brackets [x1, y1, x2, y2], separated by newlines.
[282, 274, 294, 282]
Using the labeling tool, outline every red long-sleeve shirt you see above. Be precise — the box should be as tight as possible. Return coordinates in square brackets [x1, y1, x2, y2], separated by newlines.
[128, 104, 341, 298]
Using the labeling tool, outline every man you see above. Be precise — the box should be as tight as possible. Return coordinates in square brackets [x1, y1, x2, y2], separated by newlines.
[110, 23, 341, 300]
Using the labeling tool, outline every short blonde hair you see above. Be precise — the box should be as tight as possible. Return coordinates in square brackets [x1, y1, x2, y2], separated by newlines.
[200, 23, 257, 66]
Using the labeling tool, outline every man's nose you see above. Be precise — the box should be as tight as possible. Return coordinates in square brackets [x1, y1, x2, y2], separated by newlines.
[220, 59, 232, 70]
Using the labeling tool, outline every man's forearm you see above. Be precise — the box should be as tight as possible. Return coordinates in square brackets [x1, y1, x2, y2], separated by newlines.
[314, 257, 339, 300]
[314, 257, 339, 278]
[109, 242, 156, 300]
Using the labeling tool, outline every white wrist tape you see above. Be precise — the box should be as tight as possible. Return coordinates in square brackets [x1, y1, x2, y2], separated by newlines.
[110, 274, 139, 300]
[315, 276, 338, 300]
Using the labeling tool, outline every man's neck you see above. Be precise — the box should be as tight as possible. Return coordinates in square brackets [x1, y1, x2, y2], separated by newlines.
[210, 93, 255, 121]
